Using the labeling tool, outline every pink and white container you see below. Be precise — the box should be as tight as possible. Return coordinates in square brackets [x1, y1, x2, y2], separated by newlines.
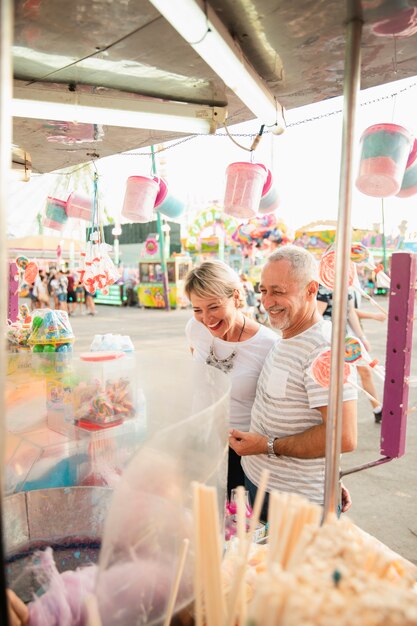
[258, 169, 280, 214]
[43, 217, 65, 231]
[44, 197, 68, 230]
[66, 192, 93, 221]
[122, 176, 160, 223]
[224, 162, 268, 219]
[396, 138, 417, 198]
[153, 177, 185, 219]
[356, 123, 412, 197]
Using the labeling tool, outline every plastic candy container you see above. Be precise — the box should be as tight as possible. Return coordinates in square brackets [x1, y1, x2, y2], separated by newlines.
[396, 138, 417, 198]
[258, 168, 280, 215]
[122, 176, 161, 223]
[224, 162, 268, 219]
[356, 124, 412, 197]
[90, 334, 134, 352]
[43, 197, 68, 231]
[28, 309, 74, 353]
[66, 191, 93, 221]
[71, 352, 137, 430]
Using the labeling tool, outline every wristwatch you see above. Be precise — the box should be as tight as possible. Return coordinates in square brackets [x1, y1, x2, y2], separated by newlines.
[267, 437, 277, 458]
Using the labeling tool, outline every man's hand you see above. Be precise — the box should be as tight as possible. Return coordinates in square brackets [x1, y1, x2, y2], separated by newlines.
[7, 589, 29, 626]
[340, 483, 352, 513]
[229, 429, 267, 456]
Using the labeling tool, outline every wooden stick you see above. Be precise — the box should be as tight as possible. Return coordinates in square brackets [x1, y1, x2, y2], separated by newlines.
[84, 593, 103, 626]
[163, 538, 190, 626]
[226, 470, 270, 626]
[355, 285, 388, 317]
[348, 377, 379, 404]
[201, 486, 226, 626]
[192, 482, 203, 626]
[236, 486, 246, 552]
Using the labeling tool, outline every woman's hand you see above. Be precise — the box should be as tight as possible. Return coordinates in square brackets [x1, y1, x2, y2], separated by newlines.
[7, 589, 29, 626]
[229, 429, 267, 456]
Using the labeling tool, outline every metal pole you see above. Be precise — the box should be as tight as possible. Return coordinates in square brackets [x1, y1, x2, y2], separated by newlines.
[150, 146, 171, 310]
[323, 12, 362, 519]
[0, 0, 13, 621]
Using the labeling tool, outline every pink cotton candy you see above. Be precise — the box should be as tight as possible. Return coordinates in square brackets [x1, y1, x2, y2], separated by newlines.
[96, 557, 193, 626]
[28, 548, 96, 626]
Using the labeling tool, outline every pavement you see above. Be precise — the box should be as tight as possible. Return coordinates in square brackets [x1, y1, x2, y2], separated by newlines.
[68, 298, 417, 564]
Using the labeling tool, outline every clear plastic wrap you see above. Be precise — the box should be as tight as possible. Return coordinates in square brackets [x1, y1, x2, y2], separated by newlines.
[95, 357, 230, 626]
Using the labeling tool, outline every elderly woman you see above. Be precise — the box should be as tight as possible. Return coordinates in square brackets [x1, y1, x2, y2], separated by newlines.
[184, 260, 277, 496]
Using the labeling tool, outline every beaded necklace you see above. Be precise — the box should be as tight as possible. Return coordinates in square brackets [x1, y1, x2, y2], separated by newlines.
[206, 315, 246, 373]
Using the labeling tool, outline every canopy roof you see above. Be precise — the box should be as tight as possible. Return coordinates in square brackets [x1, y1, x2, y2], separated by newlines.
[13, 0, 417, 173]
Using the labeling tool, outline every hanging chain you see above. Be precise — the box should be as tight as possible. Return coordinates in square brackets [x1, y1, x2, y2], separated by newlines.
[37, 79, 417, 173]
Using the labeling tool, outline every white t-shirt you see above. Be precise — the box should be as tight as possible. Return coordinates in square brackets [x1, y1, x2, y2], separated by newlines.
[242, 320, 357, 505]
[185, 317, 277, 430]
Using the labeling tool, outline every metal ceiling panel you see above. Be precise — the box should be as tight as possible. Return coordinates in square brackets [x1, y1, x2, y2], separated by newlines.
[12, 0, 417, 173]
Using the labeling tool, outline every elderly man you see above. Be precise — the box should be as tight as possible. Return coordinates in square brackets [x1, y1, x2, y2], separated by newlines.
[229, 245, 357, 514]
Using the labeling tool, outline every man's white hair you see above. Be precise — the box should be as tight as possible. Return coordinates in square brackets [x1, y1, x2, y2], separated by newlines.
[266, 245, 318, 285]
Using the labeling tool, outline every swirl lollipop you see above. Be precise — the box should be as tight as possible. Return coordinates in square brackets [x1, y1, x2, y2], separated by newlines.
[350, 243, 391, 288]
[318, 250, 356, 290]
[311, 349, 351, 387]
[319, 249, 387, 317]
[311, 348, 379, 404]
[24, 260, 39, 284]
[15, 255, 29, 270]
[344, 337, 362, 364]
[350, 243, 369, 264]
[344, 336, 385, 381]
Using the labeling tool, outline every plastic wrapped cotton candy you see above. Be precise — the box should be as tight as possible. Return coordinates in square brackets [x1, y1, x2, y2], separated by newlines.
[28, 547, 96, 626]
[95, 362, 230, 626]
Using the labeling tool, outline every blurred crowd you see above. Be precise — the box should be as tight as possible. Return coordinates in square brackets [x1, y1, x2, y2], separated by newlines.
[27, 269, 96, 316]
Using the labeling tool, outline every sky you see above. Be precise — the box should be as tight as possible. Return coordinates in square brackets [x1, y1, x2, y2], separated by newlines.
[7, 74, 417, 240]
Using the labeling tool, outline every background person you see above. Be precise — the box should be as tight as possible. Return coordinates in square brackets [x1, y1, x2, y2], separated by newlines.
[184, 260, 277, 497]
[66, 271, 77, 315]
[317, 284, 384, 423]
[229, 246, 357, 520]
[240, 272, 257, 319]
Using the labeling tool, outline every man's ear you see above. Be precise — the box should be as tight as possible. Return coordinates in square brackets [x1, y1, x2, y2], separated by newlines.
[306, 280, 319, 298]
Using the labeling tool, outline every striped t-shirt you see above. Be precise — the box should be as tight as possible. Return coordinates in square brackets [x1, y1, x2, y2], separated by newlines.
[242, 320, 357, 505]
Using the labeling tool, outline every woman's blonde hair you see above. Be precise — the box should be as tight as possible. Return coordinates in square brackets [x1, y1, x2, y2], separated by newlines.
[185, 261, 245, 308]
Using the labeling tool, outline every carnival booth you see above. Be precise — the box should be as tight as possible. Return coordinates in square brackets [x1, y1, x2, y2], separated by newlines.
[138, 255, 192, 308]
[4, 0, 417, 624]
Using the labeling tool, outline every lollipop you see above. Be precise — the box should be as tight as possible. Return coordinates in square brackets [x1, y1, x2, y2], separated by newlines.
[311, 349, 379, 403]
[318, 250, 356, 290]
[24, 260, 39, 284]
[344, 337, 362, 363]
[15, 255, 29, 270]
[319, 249, 388, 317]
[311, 349, 350, 388]
[350, 243, 390, 288]
[350, 243, 369, 264]
[344, 336, 385, 381]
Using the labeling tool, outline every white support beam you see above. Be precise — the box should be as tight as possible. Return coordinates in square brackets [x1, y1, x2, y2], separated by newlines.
[149, 0, 285, 132]
[12, 86, 227, 135]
